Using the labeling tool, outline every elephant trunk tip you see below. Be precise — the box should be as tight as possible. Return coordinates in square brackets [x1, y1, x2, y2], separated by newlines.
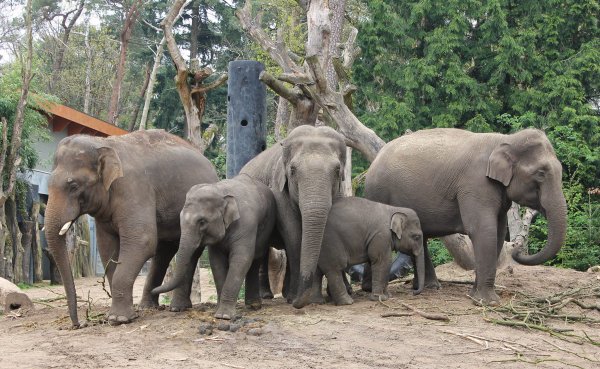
[292, 273, 315, 309]
[151, 284, 174, 295]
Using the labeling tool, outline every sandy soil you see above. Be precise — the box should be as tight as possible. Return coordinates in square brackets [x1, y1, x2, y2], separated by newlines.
[1, 264, 599, 369]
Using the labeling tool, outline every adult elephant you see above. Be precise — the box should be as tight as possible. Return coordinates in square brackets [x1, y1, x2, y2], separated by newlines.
[364, 128, 567, 304]
[240, 125, 347, 308]
[45, 130, 218, 327]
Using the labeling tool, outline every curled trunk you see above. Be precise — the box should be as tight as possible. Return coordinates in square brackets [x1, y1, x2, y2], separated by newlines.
[152, 233, 201, 295]
[512, 184, 567, 265]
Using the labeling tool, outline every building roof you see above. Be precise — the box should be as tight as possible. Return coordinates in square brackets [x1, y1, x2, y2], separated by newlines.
[35, 97, 128, 137]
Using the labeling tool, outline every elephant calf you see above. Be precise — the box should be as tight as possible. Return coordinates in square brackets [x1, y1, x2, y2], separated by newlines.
[317, 197, 425, 305]
[152, 175, 276, 320]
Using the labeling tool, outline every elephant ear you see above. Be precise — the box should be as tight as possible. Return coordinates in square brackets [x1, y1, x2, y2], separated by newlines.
[487, 143, 514, 186]
[273, 156, 287, 192]
[223, 195, 240, 229]
[97, 147, 123, 191]
[390, 212, 407, 241]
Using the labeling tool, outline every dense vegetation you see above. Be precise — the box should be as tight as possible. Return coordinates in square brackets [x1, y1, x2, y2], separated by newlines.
[1, 0, 598, 271]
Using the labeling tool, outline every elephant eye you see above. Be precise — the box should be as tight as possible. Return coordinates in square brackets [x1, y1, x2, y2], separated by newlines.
[290, 165, 297, 176]
[412, 234, 421, 241]
[534, 170, 546, 182]
[198, 218, 207, 226]
[69, 182, 79, 192]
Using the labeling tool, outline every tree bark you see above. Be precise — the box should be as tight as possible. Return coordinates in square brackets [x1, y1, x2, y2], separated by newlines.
[83, 12, 93, 114]
[6, 197, 23, 283]
[31, 201, 43, 283]
[274, 97, 290, 141]
[107, 0, 144, 125]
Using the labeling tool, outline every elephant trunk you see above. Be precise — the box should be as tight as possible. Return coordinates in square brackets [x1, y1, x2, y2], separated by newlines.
[512, 182, 567, 265]
[293, 183, 332, 309]
[151, 233, 201, 295]
[44, 197, 80, 327]
[413, 249, 425, 295]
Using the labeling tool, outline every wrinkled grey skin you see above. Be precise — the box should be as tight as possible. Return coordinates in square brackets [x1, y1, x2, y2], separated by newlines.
[315, 197, 424, 305]
[45, 130, 218, 326]
[364, 128, 567, 305]
[240, 125, 347, 308]
[151, 175, 277, 320]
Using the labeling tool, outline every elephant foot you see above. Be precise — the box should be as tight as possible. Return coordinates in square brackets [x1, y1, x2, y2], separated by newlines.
[245, 298, 262, 311]
[369, 293, 388, 302]
[310, 294, 325, 305]
[334, 294, 353, 306]
[169, 295, 192, 312]
[261, 290, 274, 299]
[214, 305, 236, 320]
[138, 298, 159, 310]
[414, 277, 441, 290]
[107, 309, 138, 325]
[468, 287, 500, 306]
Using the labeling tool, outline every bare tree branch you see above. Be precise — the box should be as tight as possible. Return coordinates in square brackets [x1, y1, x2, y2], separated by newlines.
[191, 74, 228, 94]
[259, 71, 301, 104]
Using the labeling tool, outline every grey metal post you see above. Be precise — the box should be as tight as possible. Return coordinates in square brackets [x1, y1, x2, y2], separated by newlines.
[226, 60, 267, 178]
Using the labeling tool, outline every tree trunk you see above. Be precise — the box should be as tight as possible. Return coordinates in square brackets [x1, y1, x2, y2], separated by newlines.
[20, 220, 34, 284]
[139, 40, 165, 131]
[83, 12, 93, 114]
[6, 197, 23, 283]
[128, 62, 152, 131]
[107, 0, 144, 125]
[30, 201, 43, 282]
[0, 205, 7, 279]
[274, 96, 290, 141]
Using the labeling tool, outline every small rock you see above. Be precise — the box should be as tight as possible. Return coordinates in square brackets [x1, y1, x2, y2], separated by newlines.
[247, 328, 263, 336]
[217, 322, 230, 331]
[229, 323, 242, 332]
[198, 323, 213, 335]
[587, 265, 600, 273]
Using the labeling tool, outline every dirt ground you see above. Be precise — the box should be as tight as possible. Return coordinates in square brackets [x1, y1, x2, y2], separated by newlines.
[1, 263, 599, 369]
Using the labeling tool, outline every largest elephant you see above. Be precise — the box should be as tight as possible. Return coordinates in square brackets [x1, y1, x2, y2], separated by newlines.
[364, 128, 567, 304]
[240, 125, 347, 308]
[45, 130, 218, 327]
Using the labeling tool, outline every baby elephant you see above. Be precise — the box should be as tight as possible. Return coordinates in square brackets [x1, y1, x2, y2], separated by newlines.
[152, 175, 276, 319]
[318, 197, 424, 305]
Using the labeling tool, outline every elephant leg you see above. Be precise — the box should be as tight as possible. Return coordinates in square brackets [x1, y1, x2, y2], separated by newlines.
[325, 270, 353, 305]
[497, 214, 508, 258]
[412, 239, 441, 290]
[139, 241, 177, 309]
[342, 272, 352, 295]
[244, 258, 262, 310]
[108, 232, 155, 324]
[309, 268, 325, 304]
[208, 248, 229, 304]
[215, 247, 254, 320]
[276, 213, 302, 303]
[461, 202, 501, 305]
[96, 223, 119, 291]
[259, 253, 274, 299]
[170, 245, 204, 312]
[361, 263, 372, 292]
[369, 256, 392, 301]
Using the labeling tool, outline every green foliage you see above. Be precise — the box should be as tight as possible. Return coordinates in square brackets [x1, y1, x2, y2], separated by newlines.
[0, 63, 52, 180]
[428, 239, 453, 267]
[353, 0, 600, 270]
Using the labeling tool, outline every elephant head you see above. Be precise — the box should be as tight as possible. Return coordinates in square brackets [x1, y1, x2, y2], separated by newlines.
[390, 210, 425, 294]
[151, 184, 240, 295]
[275, 126, 346, 308]
[45, 136, 123, 327]
[486, 128, 567, 265]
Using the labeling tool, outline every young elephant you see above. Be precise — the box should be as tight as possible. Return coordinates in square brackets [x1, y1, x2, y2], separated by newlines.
[151, 175, 276, 319]
[318, 197, 424, 305]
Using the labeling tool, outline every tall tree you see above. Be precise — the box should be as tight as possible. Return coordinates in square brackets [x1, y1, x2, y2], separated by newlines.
[35, 0, 86, 93]
[161, 0, 228, 151]
[107, 0, 145, 125]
